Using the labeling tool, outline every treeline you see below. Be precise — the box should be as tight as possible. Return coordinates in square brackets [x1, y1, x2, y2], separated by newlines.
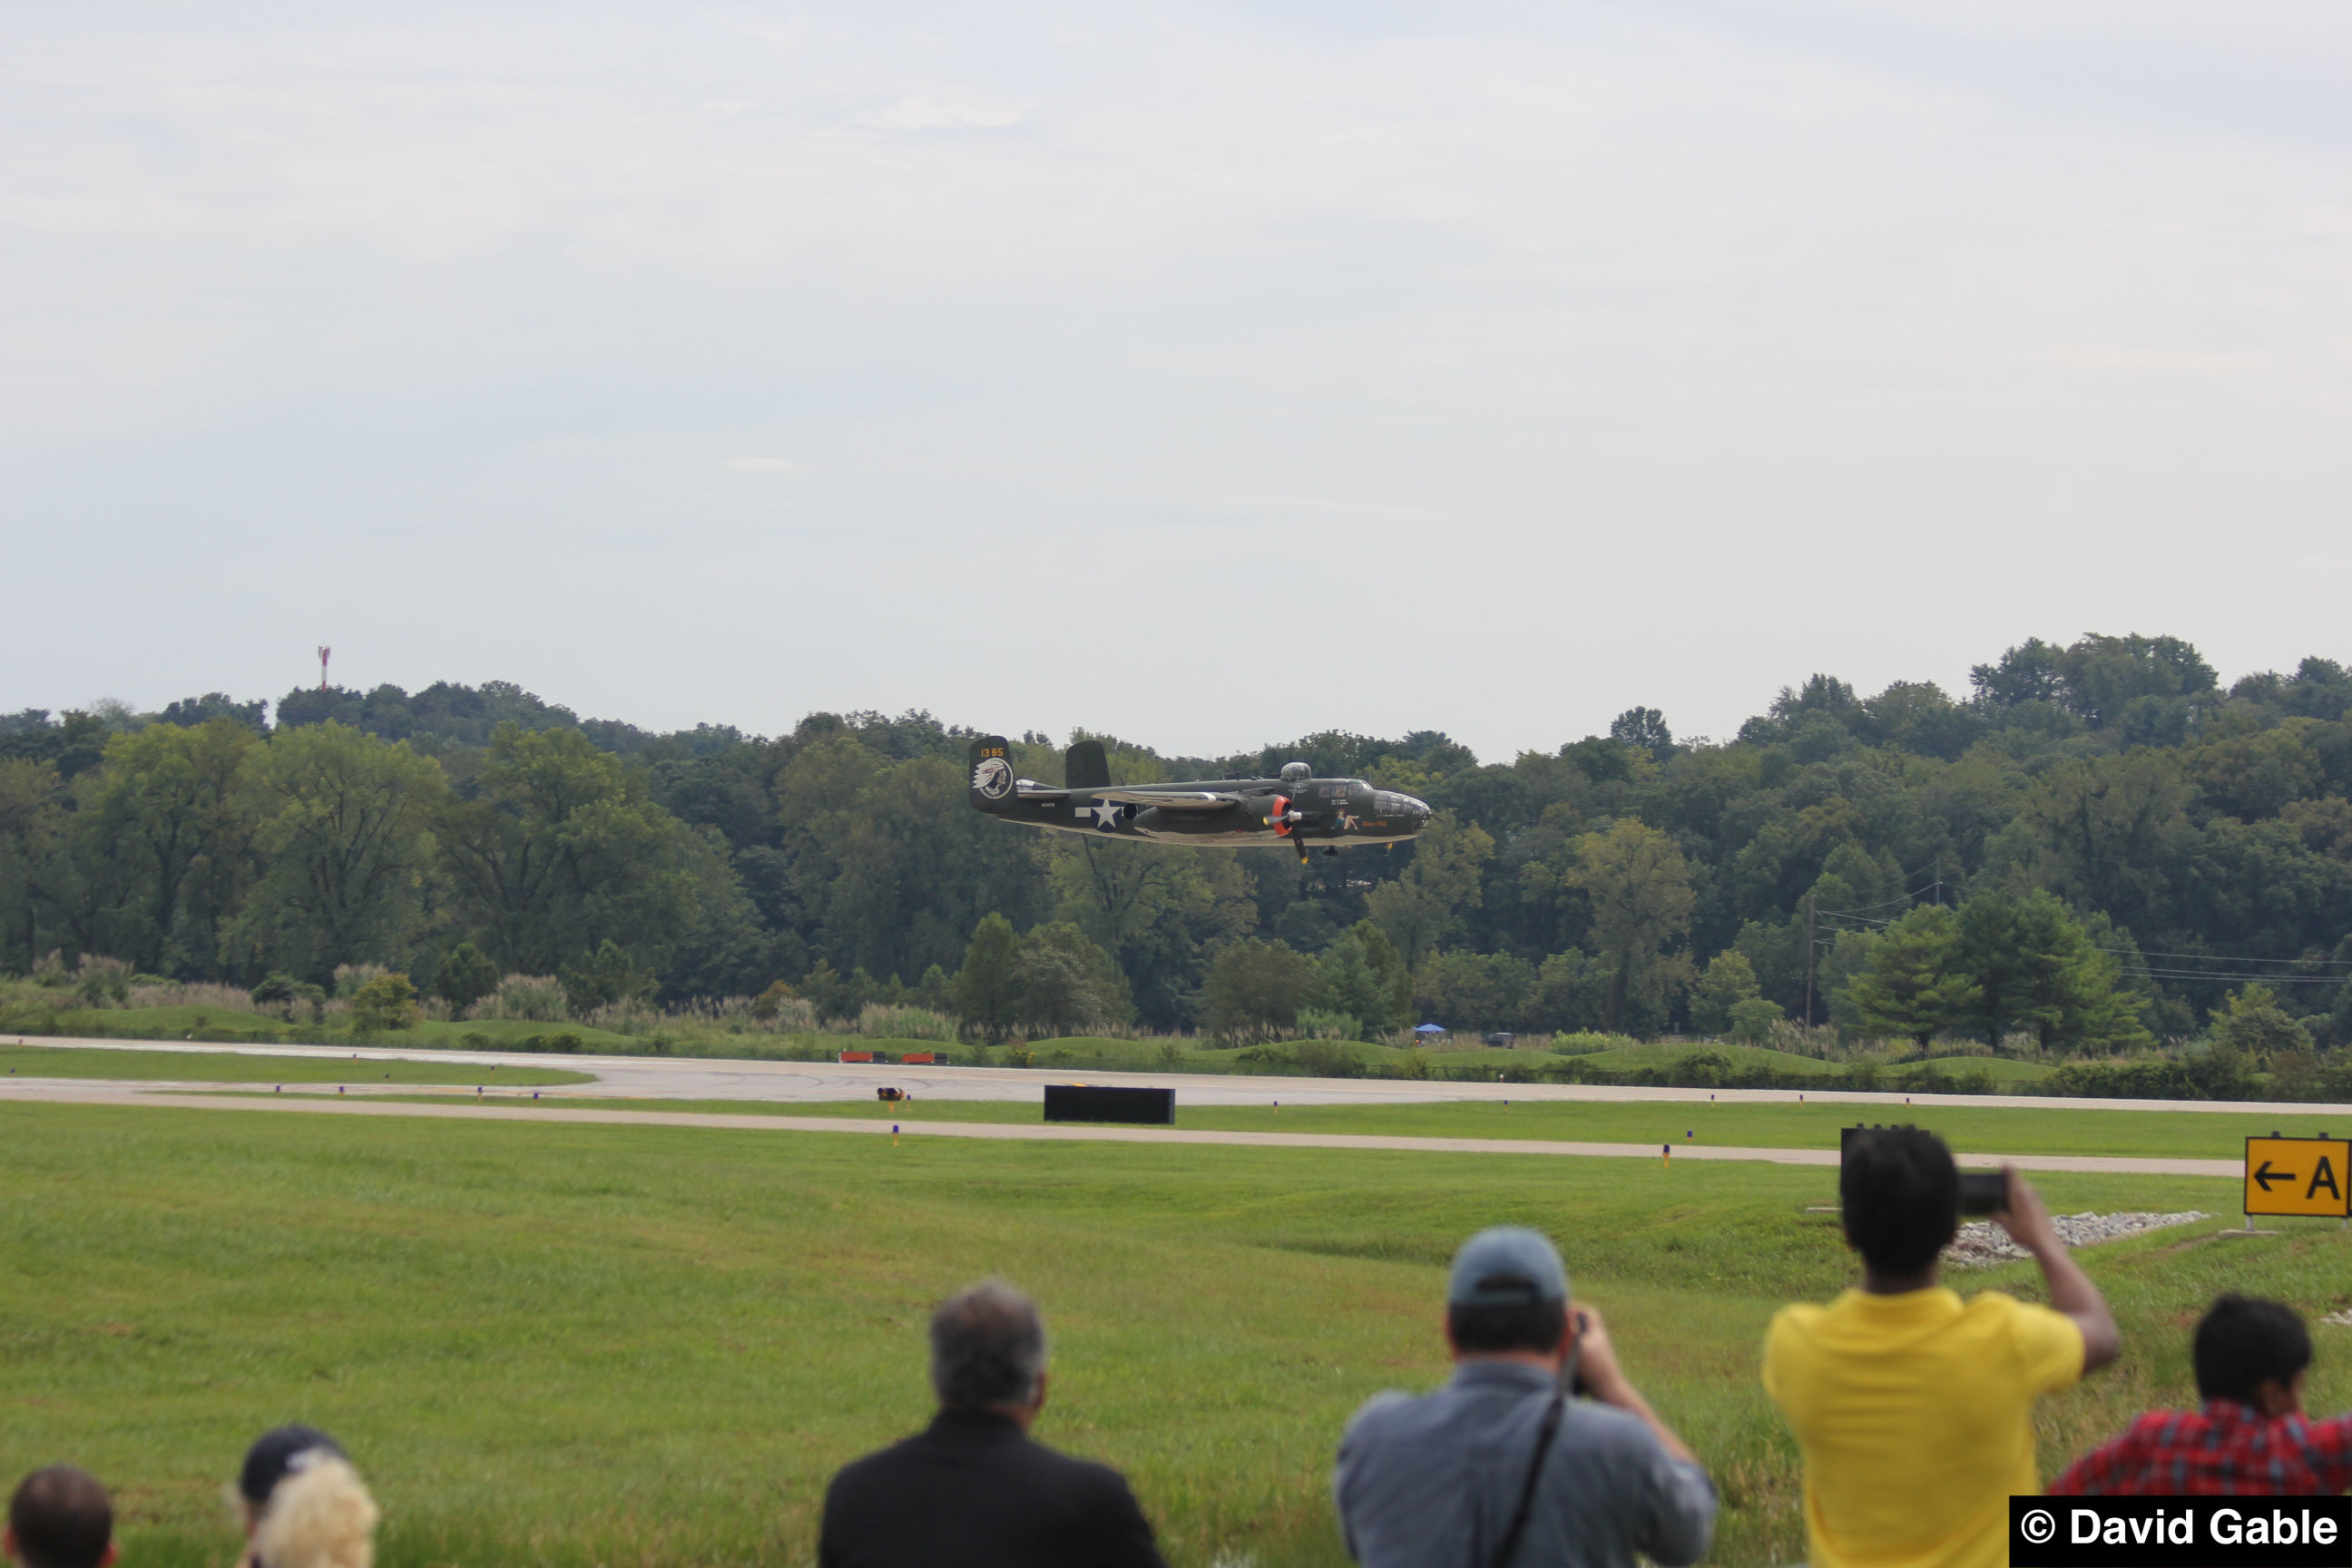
[4, 631, 2350, 1054]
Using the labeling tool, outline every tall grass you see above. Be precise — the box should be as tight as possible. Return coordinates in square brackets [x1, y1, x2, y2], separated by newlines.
[476, 973, 568, 1022]
[856, 1004, 955, 1041]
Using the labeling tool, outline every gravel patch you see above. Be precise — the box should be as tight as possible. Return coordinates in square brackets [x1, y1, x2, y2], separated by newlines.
[1945, 1210, 2210, 1267]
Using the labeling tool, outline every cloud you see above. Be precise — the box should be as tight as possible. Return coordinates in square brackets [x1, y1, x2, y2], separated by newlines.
[725, 457, 802, 473]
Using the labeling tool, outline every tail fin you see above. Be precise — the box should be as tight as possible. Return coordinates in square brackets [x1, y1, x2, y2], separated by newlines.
[967, 736, 1017, 813]
[1064, 740, 1111, 792]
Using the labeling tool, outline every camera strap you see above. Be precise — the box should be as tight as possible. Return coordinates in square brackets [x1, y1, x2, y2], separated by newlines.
[1491, 1390, 1567, 1568]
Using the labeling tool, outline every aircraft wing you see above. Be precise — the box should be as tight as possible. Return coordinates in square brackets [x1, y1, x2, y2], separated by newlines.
[1016, 783, 1070, 801]
[1095, 789, 1242, 811]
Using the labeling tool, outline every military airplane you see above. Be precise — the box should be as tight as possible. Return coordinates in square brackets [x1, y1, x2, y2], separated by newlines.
[966, 736, 1433, 863]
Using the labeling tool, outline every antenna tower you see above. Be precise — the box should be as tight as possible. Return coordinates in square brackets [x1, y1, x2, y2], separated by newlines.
[317, 646, 332, 691]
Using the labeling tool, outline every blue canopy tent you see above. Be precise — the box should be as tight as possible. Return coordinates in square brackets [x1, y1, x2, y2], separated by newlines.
[1413, 1023, 1446, 1036]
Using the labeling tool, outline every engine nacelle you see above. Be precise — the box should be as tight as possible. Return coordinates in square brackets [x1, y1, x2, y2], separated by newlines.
[1255, 794, 1307, 836]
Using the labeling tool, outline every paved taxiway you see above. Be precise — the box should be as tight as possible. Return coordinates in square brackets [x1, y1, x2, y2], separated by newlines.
[0, 1081, 2242, 1177]
[12, 1034, 2352, 1119]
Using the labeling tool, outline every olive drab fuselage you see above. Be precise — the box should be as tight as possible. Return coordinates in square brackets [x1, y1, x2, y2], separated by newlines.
[965, 736, 1433, 861]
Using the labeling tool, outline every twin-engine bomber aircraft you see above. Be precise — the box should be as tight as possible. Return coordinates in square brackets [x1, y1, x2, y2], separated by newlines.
[967, 736, 1433, 862]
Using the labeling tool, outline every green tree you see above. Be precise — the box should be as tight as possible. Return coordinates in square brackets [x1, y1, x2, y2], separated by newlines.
[0, 760, 70, 975]
[1414, 949, 1537, 1034]
[1366, 812, 1493, 970]
[74, 719, 260, 974]
[798, 960, 868, 1023]
[1531, 949, 1605, 1033]
[1727, 996, 1784, 1044]
[2213, 984, 2314, 1059]
[1689, 950, 1761, 1034]
[1014, 922, 1134, 1037]
[432, 941, 501, 1017]
[1311, 924, 1411, 1034]
[1198, 939, 1317, 1044]
[1565, 819, 1694, 1034]
[1953, 891, 2149, 1054]
[1833, 906, 1980, 1048]
[825, 753, 1053, 982]
[1045, 835, 1256, 1029]
[436, 724, 708, 978]
[559, 939, 657, 1016]
[349, 971, 421, 1031]
[232, 722, 444, 979]
[953, 914, 1024, 1042]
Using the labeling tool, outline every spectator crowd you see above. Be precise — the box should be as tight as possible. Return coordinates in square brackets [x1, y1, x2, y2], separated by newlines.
[15, 1127, 2352, 1568]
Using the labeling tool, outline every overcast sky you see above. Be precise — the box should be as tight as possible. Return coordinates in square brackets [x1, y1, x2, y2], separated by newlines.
[5, 1, 2347, 760]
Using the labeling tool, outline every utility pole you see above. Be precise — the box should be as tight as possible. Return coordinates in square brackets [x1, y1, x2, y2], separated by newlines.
[317, 645, 332, 691]
[1804, 891, 1817, 1027]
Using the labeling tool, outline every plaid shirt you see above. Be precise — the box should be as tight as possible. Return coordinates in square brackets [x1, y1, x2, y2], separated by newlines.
[2051, 1400, 2352, 1495]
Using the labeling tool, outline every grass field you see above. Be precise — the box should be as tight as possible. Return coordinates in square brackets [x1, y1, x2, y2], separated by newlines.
[1, 1100, 2341, 1567]
[340, 1089, 2352, 1161]
[0, 1045, 590, 1087]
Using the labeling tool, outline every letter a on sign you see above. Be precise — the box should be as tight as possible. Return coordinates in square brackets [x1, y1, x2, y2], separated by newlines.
[2245, 1136, 2352, 1219]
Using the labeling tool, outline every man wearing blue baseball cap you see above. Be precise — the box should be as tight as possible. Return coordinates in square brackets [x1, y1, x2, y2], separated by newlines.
[1333, 1227, 1715, 1568]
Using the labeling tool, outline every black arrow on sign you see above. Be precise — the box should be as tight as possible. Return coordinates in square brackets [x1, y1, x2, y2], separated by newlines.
[2253, 1161, 2287, 1192]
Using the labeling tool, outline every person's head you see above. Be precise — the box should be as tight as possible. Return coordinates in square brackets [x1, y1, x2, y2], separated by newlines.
[239, 1426, 346, 1528]
[1840, 1126, 1959, 1279]
[1444, 1227, 1570, 1361]
[5, 1466, 113, 1568]
[930, 1279, 1049, 1420]
[2195, 1295, 2311, 1416]
[237, 1426, 378, 1568]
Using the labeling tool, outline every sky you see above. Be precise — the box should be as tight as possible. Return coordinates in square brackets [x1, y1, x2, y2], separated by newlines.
[4, 0, 2347, 760]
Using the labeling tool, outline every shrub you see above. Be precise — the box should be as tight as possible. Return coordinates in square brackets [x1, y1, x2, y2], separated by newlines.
[1297, 1007, 1363, 1042]
[250, 972, 300, 1005]
[1550, 1032, 1622, 1055]
[1292, 1039, 1365, 1078]
[73, 956, 133, 1008]
[750, 980, 799, 1023]
[348, 972, 421, 1032]
[516, 1032, 585, 1054]
[433, 942, 501, 1017]
[30, 950, 71, 989]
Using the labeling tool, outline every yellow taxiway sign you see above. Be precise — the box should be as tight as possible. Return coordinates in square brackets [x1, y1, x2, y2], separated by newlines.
[2244, 1135, 2350, 1219]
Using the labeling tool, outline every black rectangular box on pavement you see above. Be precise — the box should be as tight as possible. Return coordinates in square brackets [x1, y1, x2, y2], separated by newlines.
[1044, 1085, 1175, 1125]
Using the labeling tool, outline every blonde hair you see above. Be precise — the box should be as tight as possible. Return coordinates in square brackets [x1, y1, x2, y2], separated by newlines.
[251, 1457, 379, 1568]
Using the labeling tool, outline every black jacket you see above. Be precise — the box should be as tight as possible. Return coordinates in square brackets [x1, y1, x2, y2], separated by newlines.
[818, 1408, 1167, 1568]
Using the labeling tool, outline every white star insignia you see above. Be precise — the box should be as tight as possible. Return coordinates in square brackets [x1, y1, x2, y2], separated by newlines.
[1081, 800, 1124, 830]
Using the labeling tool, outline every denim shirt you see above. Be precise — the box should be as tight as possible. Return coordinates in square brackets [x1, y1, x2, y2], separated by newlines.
[1333, 1361, 1716, 1568]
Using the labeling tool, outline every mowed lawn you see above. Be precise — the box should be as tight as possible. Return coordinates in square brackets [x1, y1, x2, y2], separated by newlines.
[0, 1045, 589, 1088]
[0, 1103, 2339, 1567]
[476, 1091, 2350, 1161]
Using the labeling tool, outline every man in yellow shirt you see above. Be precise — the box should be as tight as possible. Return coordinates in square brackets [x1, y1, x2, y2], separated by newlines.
[1763, 1127, 2120, 1568]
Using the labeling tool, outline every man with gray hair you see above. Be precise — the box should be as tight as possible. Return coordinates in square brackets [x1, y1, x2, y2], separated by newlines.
[1334, 1227, 1716, 1568]
[819, 1279, 1166, 1568]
